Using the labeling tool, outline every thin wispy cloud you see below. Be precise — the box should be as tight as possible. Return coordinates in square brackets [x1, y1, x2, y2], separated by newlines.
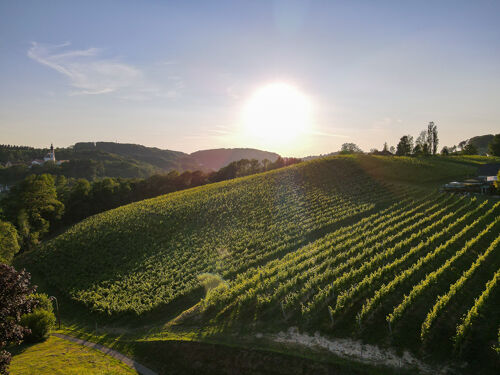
[28, 42, 142, 95]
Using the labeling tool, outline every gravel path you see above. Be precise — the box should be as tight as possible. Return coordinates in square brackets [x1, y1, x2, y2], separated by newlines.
[52, 333, 158, 375]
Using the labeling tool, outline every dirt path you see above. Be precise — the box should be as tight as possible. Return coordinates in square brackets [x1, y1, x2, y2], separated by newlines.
[52, 333, 158, 375]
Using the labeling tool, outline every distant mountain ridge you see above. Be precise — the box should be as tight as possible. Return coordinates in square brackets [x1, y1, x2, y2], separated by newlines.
[71, 142, 199, 171]
[190, 148, 279, 171]
[0, 142, 281, 180]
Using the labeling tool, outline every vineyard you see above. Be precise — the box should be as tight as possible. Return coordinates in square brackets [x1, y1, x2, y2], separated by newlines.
[18, 155, 499, 371]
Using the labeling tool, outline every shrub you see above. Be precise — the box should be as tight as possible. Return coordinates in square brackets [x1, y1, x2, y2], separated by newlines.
[20, 309, 56, 343]
[29, 293, 54, 313]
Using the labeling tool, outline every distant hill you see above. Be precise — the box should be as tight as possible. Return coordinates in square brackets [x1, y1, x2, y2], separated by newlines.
[71, 142, 199, 171]
[0, 143, 280, 182]
[461, 134, 494, 155]
[190, 148, 279, 171]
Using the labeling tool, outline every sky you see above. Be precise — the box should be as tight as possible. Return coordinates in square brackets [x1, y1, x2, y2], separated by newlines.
[1, 0, 499, 157]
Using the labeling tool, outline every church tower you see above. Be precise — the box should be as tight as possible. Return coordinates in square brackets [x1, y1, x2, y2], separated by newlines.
[44, 143, 56, 162]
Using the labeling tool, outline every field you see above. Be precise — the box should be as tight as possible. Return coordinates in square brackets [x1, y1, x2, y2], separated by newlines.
[17, 155, 500, 374]
[9, 336, 138, 375]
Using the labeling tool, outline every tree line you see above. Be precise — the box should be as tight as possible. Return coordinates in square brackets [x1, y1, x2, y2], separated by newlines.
[343, 123, 500, 157]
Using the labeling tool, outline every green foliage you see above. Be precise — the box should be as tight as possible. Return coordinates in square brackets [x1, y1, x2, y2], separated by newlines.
[461, 134, 494, 155]
[339, 143, 363, 154]
[198, 273, 228, 300]
[16, 155, 500, 364]
[20, 308, 56, 343]
[463, 143, 478, 155]
[489, 134, 500, 156]
[396, 135, 413, 156]
[19, 155, 479, 316]
[427, 122, 439, 155]
[19, 293, 55, 344]
[0, 220, 20, 264]
[28, 293, 54, 313]
[2, 174, 64, 248]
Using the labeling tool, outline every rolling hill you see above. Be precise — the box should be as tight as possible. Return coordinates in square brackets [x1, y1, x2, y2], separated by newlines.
[459, 134, 495, 155]
[0, 142, 282, 183]
[18, 155, 500, 373]
[190, 148, 279, 171]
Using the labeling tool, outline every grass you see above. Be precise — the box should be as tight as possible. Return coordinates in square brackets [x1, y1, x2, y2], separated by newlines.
[8, 336, 139, 375]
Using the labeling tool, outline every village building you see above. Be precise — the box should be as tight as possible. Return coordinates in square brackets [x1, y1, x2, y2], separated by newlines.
[30, 144, 67, 166]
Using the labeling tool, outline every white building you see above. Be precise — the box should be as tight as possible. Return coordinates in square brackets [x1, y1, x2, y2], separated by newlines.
[44, 144, 56, 163]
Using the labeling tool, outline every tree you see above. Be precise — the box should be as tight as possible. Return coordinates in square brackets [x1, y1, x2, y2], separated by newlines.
[2, 174, 64, 249]
[0, 221, 20, 264]
[382, 142, 389, 153]
[458, 140, 467, 152]
[340, 143, 363, 154]
[0, 264, 38, 374]
[396, 135, 414, 156]
[463, 143, 478, 155]
[489, 134, 500, 156]
[426, 122, 439, 155]
[441, 146, 449, 155]
[415, 131, 428, 155]
[413, 144, 422, 155]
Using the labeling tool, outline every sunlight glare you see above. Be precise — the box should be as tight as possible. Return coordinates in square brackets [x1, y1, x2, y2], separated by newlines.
[242, 83, 312, 147]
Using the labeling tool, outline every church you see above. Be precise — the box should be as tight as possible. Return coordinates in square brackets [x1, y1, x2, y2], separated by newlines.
[31, 144, 66, 166]
[43, 144, 56, 162]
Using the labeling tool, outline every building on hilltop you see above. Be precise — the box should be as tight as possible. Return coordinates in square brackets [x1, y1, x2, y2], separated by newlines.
[44, 143, 56, 162]
[30, 144, 67, 166]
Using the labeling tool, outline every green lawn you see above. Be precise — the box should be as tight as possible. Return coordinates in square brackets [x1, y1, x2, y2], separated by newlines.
[9, 336, 139, 375]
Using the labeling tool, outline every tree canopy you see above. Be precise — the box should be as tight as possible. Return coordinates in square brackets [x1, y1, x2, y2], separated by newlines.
[489, 134, 500, 156]
[0, 221, 20, 264]
[340, 143, 363, 154]
[396, 135, 414, 156]
[2, 174, 64, 248]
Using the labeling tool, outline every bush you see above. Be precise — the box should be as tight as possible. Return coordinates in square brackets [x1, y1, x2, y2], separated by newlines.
[20, 309, 55, 343]
[29, 293, 53, 313]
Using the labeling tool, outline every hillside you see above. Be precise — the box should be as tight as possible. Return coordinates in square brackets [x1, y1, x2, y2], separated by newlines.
[463, 134, 494, 155]
[190, 148, 279, 171]
[0, 143, 282, 183]
[18, 155, 500, 373]
[71, 142, 200, 171]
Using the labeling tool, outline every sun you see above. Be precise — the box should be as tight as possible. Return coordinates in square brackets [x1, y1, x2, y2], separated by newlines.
[242, 83, 312, 148]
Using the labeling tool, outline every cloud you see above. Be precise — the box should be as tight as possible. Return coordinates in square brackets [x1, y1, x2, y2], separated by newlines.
[28, 42, 181, 98]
